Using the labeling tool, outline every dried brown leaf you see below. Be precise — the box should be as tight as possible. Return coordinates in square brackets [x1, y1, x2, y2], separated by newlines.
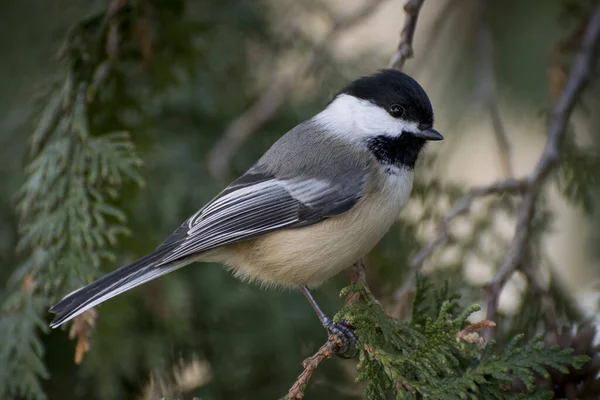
[68, 308, 97, 365]
[457, 320, 496, 345]
[22, 274, 35, 293]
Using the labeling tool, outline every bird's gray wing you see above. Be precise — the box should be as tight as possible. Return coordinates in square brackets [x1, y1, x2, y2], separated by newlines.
[155, 163, 365, 265]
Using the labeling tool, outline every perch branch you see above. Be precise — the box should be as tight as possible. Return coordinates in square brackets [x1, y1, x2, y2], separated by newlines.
[345, 260, 381, 307]
[389, 0, 426, 70]
[287, 337, 338, 400]
[287, 262, 379, 398]
[208, 0, 387, 179]
[484, 2, 600, 340]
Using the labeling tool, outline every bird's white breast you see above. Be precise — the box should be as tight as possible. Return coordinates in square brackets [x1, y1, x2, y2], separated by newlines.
[219, 167, 414, 288]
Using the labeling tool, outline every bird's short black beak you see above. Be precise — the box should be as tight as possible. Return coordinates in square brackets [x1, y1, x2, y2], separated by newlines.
[413, 128, 444, 141]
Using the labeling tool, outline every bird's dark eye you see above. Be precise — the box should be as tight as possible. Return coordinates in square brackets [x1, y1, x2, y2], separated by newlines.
[389, 104, 405, 118]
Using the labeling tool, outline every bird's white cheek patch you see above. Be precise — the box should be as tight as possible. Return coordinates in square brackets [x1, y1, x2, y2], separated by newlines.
[317, 94, 420, 140]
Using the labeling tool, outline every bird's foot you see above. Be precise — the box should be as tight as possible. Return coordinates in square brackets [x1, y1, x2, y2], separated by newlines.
[324, 318, 358, 358]
[301, 286, 358, 358]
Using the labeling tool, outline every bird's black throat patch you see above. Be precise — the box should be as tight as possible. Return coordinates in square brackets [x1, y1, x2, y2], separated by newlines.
[366, 134, 426, 170]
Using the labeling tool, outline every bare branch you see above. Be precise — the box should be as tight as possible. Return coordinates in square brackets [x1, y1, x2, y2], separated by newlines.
[287, 260, 385, 398]
[392, 0, 600, 326]
[287, 337, 338, 400]
[484, 2, 600, 340]
[345, 260, 381, 307]
[389, 0, 426, 70]
[287, 259, 380, 398]
[208, 0, 387, 179]
[390, 178, 527, 319]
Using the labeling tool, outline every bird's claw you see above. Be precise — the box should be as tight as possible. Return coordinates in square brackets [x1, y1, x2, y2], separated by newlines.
[325, 319, 358, 358]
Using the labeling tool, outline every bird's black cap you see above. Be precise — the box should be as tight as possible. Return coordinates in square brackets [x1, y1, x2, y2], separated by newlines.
[339, 69, 434, 129]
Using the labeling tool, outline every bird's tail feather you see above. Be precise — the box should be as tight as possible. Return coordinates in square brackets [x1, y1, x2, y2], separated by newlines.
[49, 247, 188, 328]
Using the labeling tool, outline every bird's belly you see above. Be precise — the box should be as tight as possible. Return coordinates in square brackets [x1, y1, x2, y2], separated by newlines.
[221, 172, 413, 288]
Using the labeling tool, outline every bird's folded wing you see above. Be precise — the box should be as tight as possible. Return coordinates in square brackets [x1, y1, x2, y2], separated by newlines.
[154, 165, 364, 266]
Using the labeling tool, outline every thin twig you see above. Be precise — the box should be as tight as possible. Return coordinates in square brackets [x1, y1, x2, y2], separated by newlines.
[345, 260, 369, 306]
[392, 0, 600, 325]
[345, 260, 381, 307]
[390, 178, 527, 319]
[287, 337, 338, 400]
[288, 260, 373, 398]
[484, 2, 600, 340]
[389, 0, 426, 70]
[208, 0, 387, 179]
[477, 0, 514, 178]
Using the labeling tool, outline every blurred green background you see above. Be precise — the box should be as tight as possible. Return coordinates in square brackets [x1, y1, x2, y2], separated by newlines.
[1, 0, 599, 399]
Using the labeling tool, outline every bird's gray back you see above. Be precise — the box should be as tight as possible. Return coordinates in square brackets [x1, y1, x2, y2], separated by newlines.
[256, 118, 369, 183]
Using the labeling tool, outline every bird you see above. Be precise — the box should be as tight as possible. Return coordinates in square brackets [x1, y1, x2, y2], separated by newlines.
[49, 69, 442, 357]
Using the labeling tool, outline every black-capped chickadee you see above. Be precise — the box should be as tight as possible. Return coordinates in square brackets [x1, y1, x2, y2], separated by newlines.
[49, 69, 442, 357]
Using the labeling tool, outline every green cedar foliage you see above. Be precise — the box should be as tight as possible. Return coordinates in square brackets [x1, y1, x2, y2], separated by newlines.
[0, 1, 203, 398]
[331, 276, 589, 399]
[0, 288, 49, 400]
[0, 43, 144, 400]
